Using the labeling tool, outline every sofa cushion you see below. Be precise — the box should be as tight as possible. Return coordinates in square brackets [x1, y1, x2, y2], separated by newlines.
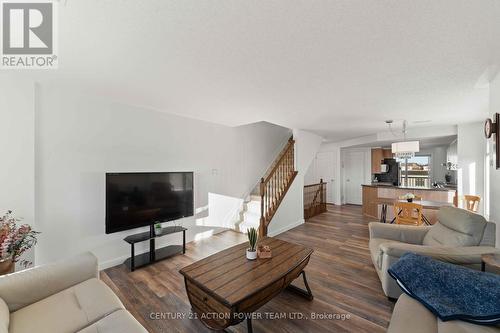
[388, 294, 500, 333]
[78, 309, 148, 333]
[387, 293, 437, 333]
[0, 297, 9, 333]
[9, 278, 124, 333]
[423, 207, 487, 246]
[438, 319, 500, 333]
[369, 238, 402, 270]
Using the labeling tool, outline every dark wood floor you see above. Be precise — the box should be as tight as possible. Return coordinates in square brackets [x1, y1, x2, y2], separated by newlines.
[102, 205, 394, 332]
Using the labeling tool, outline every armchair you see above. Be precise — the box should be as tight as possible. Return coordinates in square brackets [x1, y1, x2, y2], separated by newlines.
[369, 206, 499, 299]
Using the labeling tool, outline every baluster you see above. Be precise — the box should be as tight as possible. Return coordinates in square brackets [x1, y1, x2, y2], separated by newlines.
[267, 182, 270, 217]
[274, 173, 278, 205]
[260, 178, 265, 234]
[280, 163, 283, 194]
[286, 149, 290, 182]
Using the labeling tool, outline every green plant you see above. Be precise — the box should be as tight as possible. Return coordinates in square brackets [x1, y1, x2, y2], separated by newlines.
[247, 227, 258, 252]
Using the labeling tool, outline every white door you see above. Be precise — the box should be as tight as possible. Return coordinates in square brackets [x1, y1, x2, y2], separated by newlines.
[344, 151, 365, 205]
[316, 152, 336, 203]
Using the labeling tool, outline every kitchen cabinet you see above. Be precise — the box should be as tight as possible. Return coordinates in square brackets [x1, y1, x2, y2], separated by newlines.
[371, 148, 384, 173]
[383, 149, 393, 159]
[371, 148, 392, 173]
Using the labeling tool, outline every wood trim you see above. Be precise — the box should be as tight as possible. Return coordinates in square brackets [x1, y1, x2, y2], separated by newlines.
[259, 136, 298, 237]
[263, 138, 294, 184]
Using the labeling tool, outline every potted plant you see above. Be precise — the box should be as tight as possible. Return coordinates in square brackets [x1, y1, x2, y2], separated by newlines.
[0, 211, 40, 275]
[246, 227, 258, 260]
[402, 193, 416, 202]
[154, 222, 162, 236]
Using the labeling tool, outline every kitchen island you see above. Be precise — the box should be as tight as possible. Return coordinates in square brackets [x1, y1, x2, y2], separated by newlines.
[362, 184, 457, 224]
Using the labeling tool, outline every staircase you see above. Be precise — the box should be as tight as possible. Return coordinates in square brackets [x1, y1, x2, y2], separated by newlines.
[236, 137, 297, 237]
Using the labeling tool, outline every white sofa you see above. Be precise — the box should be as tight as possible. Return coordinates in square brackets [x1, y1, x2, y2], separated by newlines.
[369, 206, 499, 299]
[388, 293, 500, 333]
[0, 252, 147, 333]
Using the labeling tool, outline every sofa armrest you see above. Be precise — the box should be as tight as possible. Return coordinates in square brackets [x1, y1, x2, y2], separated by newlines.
[379, 243, 500, 265]
[0, 252, 98, 312]
[369, 222, 431, 245]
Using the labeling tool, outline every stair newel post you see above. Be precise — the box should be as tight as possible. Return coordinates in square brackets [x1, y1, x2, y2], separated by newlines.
[260, 178, 266, 237]
[320, 179, 324, 208]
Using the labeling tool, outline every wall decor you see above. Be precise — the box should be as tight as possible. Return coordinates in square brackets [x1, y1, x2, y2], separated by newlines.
[484, 113, 499, 169]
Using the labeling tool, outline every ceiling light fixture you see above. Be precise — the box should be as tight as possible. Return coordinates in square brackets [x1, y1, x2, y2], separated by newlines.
[389, 120, 420, 159]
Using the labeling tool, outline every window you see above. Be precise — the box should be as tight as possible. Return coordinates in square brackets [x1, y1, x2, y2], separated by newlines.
[397, 155, 431, 188]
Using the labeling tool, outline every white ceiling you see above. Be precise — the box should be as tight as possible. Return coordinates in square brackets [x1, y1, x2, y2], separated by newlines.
[7, 0, 500, 141]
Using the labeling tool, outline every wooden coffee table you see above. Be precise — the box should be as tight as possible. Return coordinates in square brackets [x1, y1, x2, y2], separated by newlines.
[179, 237, 314, 332]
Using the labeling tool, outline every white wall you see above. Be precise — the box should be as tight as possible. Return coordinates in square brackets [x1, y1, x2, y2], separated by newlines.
[0, 77, 35, 268]
[489, 74, 500, 247]
[457, 122, 486, 215]
[34, 83, 290, 268]
[268, 129, 323, 236]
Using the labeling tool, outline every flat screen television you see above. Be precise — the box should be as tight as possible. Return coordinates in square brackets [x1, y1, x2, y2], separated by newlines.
[105, 172, 194, 234]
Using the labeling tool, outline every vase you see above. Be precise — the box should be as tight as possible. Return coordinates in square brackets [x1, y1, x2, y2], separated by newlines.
[407, 198, 413, 202]
[0, 256, 14, 276]
[246, 249, 257, 260]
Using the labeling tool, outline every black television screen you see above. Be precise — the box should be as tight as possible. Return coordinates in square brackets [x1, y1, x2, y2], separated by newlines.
[105, 172, 194, 234]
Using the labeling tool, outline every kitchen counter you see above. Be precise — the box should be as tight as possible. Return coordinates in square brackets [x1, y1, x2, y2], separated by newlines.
[362, 184, 457, 223]
[362, 184, 455, 192]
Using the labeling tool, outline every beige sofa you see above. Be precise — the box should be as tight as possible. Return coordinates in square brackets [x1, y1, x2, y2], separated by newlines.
[0, 252, 147, 333]
[369, 206, 499, 299]
[388, 293, 500, 333]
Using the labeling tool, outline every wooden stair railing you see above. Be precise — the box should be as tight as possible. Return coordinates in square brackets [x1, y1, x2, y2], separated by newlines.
[259, 137, 298, 237]
[303, 180, 327, 220]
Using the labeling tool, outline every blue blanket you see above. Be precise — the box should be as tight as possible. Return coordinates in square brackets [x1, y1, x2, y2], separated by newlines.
[388, 253, 500, 325]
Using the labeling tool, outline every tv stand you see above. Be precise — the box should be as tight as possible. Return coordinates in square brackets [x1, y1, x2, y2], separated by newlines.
[123, 225, 186, 271]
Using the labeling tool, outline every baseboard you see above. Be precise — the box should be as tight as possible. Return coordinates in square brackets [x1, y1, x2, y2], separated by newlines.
[268, 219, 305, 237]
[99, 255, 132, 271]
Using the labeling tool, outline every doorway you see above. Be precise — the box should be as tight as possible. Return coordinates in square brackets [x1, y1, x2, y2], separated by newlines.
[315, 152, 336, 204]
[344, 151, 365, 205]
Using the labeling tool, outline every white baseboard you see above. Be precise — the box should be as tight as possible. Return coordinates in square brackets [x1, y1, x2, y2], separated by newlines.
[99, 255, 131, 271]
[268, 219, 305, 237]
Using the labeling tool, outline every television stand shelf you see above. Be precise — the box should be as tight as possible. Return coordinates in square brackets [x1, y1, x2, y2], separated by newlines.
[123, 225, 186, 271]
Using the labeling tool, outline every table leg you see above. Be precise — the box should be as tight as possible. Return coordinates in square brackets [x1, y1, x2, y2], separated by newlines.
[380, 204, 387, 223]
[481, 261, 486, 272]
[286, 271, 314, 300]
[247, 317, 253, 333]
[183, 230, 186, 254]
[131, 243, 135, 272]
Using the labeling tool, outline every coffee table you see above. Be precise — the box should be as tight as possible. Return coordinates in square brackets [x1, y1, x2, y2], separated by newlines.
[179, 237, 314, 332]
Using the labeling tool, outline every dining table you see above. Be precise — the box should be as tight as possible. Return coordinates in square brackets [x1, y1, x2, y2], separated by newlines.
[373, 197, 454, 225]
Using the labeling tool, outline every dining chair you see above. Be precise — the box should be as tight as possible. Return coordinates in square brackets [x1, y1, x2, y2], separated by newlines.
[393, 202, 423, 226]
[463, 195, 480, 212]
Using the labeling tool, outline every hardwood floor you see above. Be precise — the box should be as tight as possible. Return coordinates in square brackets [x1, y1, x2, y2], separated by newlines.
[101, 205, 394, 332]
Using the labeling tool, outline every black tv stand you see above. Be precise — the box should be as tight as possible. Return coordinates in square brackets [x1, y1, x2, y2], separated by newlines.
[123, 225, 186, 271]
